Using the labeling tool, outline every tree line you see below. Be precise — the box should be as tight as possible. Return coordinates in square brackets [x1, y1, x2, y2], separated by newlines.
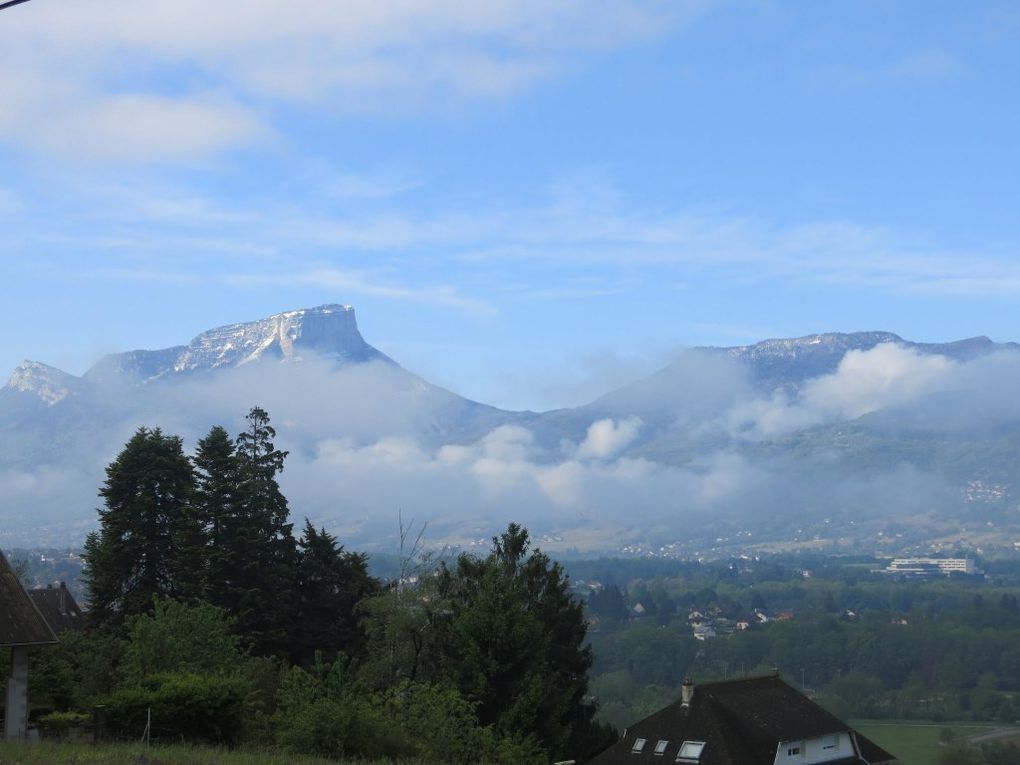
[29, 408, 613, 763]
[581, 563, 1020, 729]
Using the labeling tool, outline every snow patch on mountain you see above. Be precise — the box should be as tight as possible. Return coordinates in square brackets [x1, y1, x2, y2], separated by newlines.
[5, 361, 79, 405]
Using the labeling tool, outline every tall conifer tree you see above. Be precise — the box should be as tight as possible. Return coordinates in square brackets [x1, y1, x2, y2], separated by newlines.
[294, 520, 377, 665]
[192, 425, 241, 608]
[230, 406, 298, 656]
[83, 427, 199, 625]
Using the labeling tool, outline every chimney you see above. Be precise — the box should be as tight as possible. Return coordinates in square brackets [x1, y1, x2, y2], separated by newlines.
[681, 677, 694, 707]
[59, 582, 68, 616]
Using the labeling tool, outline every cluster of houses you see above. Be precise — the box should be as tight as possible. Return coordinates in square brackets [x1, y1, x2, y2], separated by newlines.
[685, 608, 794, 641]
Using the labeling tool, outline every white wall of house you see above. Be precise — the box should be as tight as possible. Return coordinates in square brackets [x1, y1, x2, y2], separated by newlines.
[773, 732, 854, 765]
[4, 646, 29, 742]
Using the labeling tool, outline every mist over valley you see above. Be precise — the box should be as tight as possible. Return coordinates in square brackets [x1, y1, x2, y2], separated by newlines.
[3, 304, 1020, 556]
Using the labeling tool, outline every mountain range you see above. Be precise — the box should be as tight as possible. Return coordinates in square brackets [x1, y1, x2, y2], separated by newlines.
[5, 304, 1020, 553]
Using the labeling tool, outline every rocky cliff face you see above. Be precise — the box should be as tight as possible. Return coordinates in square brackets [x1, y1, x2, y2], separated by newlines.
[4, 361, 80, 405]
[13, 304, 393, 399]
[170, 304, 390, 375]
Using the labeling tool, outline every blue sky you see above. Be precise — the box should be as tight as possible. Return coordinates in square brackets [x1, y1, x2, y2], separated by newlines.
[1, 0, 1019, 410]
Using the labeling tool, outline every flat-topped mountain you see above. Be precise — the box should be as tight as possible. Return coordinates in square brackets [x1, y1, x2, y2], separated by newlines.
[82, 304, 393, 387]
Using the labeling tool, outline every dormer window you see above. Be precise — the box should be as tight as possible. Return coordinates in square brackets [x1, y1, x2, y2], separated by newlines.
[655, 740, 669, 756]
[633, 738, 648, 754]
[677, 740, 705, 762]
[787, 743, 803, 758]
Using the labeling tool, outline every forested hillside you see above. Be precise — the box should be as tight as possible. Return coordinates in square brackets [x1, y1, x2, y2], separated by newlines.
[577, 557, 1020, 730]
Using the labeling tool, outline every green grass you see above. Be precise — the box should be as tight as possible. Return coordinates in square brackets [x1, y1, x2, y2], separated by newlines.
[851, 721, 1000, 765]
[0, 741, 430, 765]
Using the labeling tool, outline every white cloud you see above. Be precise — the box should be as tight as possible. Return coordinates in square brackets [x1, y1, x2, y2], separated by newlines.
[0, 0, 705, 161]
[576, 417, 642, 459]
[725, 343, 957, 438]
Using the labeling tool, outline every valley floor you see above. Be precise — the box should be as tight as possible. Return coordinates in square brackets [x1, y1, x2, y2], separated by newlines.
[851, 720, 1017, 765]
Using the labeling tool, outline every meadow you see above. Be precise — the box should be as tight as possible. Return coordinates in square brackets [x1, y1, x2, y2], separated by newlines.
[852, 721, 1003, 765]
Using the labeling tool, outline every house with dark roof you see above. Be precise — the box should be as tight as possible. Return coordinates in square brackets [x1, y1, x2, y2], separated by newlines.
[1, 550, 58, 742]
[28, 583, 85, 635]
[589, 674, 895, 765]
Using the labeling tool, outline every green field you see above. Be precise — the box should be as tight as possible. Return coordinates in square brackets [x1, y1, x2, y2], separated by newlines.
[852, 721, 1003, 765]
[0, 741, 421, 765]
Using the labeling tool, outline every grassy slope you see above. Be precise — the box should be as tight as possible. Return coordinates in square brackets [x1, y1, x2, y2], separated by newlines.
[0, 741, 429, 765]
[852, 721, 999, 765]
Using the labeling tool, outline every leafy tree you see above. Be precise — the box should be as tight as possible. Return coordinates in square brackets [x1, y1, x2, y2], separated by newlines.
[358, 572, 449, 689]
[293, 520, 377, 666]
[83, 427, 200, 625]
[118, 598, 246, 684]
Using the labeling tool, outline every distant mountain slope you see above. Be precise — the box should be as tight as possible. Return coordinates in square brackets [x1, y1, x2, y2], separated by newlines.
[4, 312, 1020, 549]
[715, 331, 1019, 389]
[0, 305, 517, 536]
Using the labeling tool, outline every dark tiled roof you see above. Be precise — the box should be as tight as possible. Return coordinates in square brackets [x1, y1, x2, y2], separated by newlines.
[28, 583, 85, 635]
[0, 550, 58, 646]
[589, 675, 896, 765]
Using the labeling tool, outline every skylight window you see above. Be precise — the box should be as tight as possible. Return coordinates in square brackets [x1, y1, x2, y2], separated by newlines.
[677, 741, 705, 762]
[633, 738, 648, 754]
[655, 740, 669, 756]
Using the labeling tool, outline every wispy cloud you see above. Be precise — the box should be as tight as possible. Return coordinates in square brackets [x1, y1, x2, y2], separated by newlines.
[9, 171, 1020, 307]
[224, 267, 496, 315]
[885, 51, 962, 80]
[0, 0, 707, 162]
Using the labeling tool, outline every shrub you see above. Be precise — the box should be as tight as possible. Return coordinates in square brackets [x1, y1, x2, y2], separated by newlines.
[38, 711, 90, 740]
[277, 695, 413, 760]
[103, 673, 247, 745]
[386, 682, 545, 765]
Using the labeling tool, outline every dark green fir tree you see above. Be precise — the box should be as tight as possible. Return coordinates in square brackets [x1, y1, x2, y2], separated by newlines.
[83, 427, 200, 626]
[230, 406, 298, 657]
[192, 425, 241, 608]
[294, 520, 377, 665]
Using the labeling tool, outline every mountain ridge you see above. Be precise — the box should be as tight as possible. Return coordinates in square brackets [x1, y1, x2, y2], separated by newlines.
[10, 304, 394, 400]
[6, 306, 1020, 550]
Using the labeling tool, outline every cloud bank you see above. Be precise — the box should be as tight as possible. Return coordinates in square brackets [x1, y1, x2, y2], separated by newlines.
[7, 339, 1020, 549]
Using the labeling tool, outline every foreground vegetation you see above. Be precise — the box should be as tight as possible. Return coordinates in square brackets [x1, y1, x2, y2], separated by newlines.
[0, 741, 401, 765]
[13, 408, 611, 764]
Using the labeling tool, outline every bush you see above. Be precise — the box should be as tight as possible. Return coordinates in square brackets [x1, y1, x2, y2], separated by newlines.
[103, 673, 247, 745]
[385, 682, 545, 765]
[277, 696, 413, 760]
[38, 711, 90, 740]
